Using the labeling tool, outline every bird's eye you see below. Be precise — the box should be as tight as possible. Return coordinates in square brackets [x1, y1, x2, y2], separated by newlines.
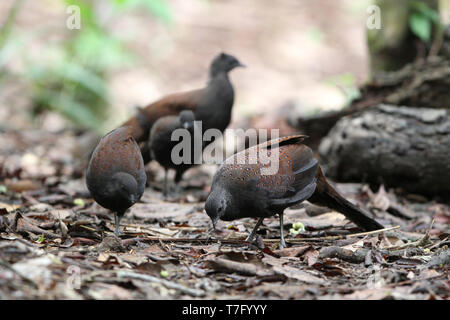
[217, 207, 223, 213]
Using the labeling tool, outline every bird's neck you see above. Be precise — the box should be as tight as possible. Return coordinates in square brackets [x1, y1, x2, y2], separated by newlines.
[208, 70, 230, 84]
[206, 72, 234, 101]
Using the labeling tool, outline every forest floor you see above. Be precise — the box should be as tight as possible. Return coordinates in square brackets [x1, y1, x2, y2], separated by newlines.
[0, 129, 449, 300]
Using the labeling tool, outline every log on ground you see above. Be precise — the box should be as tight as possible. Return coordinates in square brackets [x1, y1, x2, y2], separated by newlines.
[318, 104, 450, 198]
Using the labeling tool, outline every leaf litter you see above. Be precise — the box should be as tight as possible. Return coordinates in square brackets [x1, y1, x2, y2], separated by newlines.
[0, 129, 449, 300]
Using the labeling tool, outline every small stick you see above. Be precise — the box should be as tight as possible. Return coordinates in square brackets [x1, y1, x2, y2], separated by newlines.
[264, 225, 401, 243]
[384, 220, 434, 251]
[119, 226, 399, 246]
[427, 236, 449, 250]
[121, 236, 248, 246]
[79, 225, 97, 232]
[118, 223, 176, 236]
[167, 226, 206, 232]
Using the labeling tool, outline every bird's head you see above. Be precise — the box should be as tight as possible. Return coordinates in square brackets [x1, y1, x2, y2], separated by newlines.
[111, 172, 139, 207]
[179, 110, 195, 131]
[204, 186, 233, 229]
[210, 52, 245, 77]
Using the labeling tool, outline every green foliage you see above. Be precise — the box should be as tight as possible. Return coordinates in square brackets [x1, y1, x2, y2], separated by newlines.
[1, 0, 171, 133]
[160, 270, 169, 278]
[37, 234, 45, 243]
[410, 13, 432, 41]
[73, 198, 86, 207]
[111, 0, 172, 22]
[409, 0, 442, 42]
[289, 222, 305, 235]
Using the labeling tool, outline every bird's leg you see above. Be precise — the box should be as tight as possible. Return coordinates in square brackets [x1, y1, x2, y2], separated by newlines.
[173, 183, 183, 195]
[163, 168, 168, 197]
[172, 170, 184, 196]
[279, 212, 286, 249]
[246, 217, 264, 242]
[205, 226, 216, 241]
[114, 212, 123, 237]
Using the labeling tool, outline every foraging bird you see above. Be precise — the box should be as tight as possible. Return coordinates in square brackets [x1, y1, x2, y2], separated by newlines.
[121, 52, 245, 163]
[149, 110, 197, 196]
[86, 126, 146, 236]
[205, 135, 383, 248]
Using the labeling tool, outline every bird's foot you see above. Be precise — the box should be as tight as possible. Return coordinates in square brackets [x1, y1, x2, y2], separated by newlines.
[113, 213, 124, 237]
[245, 234, 255, 242]
[205, 227, 218, 241]
[279, 238, 287, 249]
[114, 228, 123, 237]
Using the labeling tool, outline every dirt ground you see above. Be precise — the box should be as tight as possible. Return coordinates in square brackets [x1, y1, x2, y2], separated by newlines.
[0, 129, 448, 300]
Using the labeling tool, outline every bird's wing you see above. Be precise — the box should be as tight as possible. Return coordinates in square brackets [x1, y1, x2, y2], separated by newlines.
[142, 89, 204, 119]
[121, 89, 204, 142]
[260, 135, 309, 150]
[253, 136, 318, 209]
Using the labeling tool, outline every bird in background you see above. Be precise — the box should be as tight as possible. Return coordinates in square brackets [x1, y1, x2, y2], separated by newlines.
[86, 126, 146, 236]
[149, 110, 198, 196]
[121, 52, 245, 164]
[205, 135, 384, 248]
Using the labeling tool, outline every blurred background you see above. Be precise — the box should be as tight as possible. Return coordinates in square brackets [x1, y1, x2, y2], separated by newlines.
[0, 0, 379, 135]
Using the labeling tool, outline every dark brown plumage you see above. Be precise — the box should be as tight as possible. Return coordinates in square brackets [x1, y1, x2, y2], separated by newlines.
[121, 52, 244, 163]
[86, 126, 146, 236]
[149, 110, 197, 196]
[205, 135, 383, 248]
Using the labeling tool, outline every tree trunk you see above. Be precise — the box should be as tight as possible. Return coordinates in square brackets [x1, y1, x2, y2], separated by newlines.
[288, 56, 450, 147]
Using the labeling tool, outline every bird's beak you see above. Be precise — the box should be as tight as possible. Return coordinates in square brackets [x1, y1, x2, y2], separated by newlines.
[236, 62, 246, 68]
[130, 194, 136, 204]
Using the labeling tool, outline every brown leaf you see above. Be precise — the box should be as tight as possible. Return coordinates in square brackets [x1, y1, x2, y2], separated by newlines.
[204, 257, 270, 276]
[304, 248, 319, 266]
[97, 236, 125, 252]
[271, 265, 325, 284]
[275, 245, 310, 257]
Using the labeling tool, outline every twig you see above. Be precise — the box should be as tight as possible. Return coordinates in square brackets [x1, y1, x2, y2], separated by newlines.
[119, 223, 177, 237]
[79, 225, 97, 232]
[264, 226, 401, 243]
[121, 236, 248, 246]
[116, 271, 205, 297]
[385, 220, 433, 251]
[427, 236, 449, 250]
[167, 226, 206, 232]
[119, 226, 400, 246]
